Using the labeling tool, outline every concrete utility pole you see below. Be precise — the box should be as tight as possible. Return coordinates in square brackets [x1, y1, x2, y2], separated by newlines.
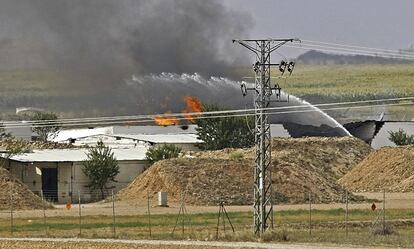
[233, 38, 298, 235]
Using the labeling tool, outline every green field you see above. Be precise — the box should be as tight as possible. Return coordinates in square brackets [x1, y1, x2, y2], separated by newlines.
[1, 64, 413, 119]
[277, 64, 414, 120]
[1, 208, 414, 247]
[281, 64, 414, 103]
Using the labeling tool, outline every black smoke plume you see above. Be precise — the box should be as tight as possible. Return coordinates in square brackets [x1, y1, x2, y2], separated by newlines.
[0, 0, 250, 77]
[0, 0, 255, 117]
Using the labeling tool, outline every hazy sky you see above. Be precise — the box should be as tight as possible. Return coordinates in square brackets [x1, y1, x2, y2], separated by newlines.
[224, 0, 414, 56]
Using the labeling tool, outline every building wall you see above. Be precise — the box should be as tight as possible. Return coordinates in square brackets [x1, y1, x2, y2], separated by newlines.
[9, 160, 147, 204]
[371, 122, 414, 149]
[70, 160, 147, 202]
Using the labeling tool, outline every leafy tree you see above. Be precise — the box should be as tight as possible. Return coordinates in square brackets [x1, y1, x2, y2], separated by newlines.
[31, 112, 61, 141]
[388, 129, 414, 146]
[0, 138, 29, 169]
[82, 141, 119, 199]
[196, 104, 254, 150]
[0, 124, 7, 139]
[145, 144, 182, 165]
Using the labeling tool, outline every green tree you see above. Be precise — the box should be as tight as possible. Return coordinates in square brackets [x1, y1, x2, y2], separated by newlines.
[82, 141, 119, 199]
[388, 129, 414, 145]
[31, 112, 61, 141]
[195, 104, 254, 150]
[0, 139, 29, 169]
[0, 124, 7, 139]
[145, 144, 182, 165]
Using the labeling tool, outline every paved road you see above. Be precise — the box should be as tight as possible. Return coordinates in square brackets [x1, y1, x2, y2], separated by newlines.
[0, 237, 368, 249]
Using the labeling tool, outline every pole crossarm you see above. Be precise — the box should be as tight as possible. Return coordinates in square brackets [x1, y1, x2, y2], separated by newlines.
[232, 38, 300, 55]
[233, 37, 298, 236]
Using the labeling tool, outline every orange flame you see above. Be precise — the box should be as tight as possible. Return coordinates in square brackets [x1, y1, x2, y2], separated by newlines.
[182, 96, 202, 123]
[153, 96, 202, 126]
[154, 112, 180, 126]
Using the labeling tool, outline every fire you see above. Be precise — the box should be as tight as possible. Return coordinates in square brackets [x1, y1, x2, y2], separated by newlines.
[154, 112, 180, 126]
[182, 96, 202, 123]
[153, 96, 202, 126]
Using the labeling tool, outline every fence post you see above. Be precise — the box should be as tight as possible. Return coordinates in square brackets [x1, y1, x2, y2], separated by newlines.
[10, 181, 13, 236]
[147, 190, 152, 238]
[309, 192, 312, 236]
[78, 190, 82, 237]
[112, 190, 116, 237]
[41, 190, 47, 236]
[216, 203, 221, 239]
[345, 190, 349, 237]
[382, 189, 386, 234]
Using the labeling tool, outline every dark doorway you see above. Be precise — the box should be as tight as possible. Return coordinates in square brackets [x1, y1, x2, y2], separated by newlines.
[41, 168, 58, 202]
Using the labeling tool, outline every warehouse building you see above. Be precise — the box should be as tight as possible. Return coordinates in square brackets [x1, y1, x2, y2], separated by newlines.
[2, 147, 148, 204]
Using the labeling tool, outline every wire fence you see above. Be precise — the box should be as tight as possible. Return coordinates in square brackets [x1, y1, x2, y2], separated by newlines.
[2, 188, 410, 241]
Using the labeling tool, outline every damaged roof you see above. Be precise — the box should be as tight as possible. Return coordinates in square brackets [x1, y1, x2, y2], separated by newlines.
[4, 147, 148, 163]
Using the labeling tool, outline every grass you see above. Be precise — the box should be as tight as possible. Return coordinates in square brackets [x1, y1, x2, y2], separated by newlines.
[1, 64, 414, 119]
[268, 64, 414, 120]
[279, 64, 414, 102]
[229, 151, 244, 160]
[1, 208, 414, 247]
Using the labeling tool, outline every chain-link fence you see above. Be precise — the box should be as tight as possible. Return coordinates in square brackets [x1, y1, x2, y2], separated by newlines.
[2, 188, 410, 242]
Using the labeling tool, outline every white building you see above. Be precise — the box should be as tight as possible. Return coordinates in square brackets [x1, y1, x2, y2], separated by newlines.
[51, 127, 113, 143]
[3, 147, 148, 204]
[62, 133, 203, 151]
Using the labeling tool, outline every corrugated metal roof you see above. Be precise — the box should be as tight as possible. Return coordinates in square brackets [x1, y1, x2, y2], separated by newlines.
[113, 125, 197, 134]
[52, 127, 113, 142]
[6, 147, 148, 163]
[113, 133, 202, 144]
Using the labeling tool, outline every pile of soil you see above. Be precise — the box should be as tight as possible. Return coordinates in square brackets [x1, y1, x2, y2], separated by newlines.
[340, 146, 414, 192]
[0, 168, 51, 210]
[118, 137, 371, 205]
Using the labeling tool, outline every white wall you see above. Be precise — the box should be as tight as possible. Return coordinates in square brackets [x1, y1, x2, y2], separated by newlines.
[9, 160, 147, 204]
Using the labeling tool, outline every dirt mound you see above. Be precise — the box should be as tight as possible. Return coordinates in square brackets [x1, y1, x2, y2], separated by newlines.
[340, 146, 414, 192]
[118, 137, 371, 205]
[0, 168, 51, 210]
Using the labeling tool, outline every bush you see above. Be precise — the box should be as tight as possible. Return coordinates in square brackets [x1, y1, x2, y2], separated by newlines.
[215, 229, 291, 242]
[229, 151, 244, 160]
[145, 144, 182, 165]
[31, 112, 61, 141]
[82, 141, 119, 199]
[370, 222, 395, 236]
[388, 129, 414, 145]
[196, 104, 254, 150]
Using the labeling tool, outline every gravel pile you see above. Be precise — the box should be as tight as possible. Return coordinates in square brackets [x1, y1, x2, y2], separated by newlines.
[340, 146, 414, 192]
[118, 137, 371, 205]
[0, 168, 52, 210]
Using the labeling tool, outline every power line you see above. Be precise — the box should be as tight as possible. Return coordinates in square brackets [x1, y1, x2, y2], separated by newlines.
[301, 39, 414, 56]
[298, 43, 414, 59]
[287, 44, 414, 60]
[15, 101, 404, 129]
[287, 39, 414, 59]
[3, 96, 414, 128]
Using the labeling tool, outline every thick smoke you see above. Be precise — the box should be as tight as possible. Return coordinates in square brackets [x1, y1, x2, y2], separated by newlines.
[122, 73, 350, 136]
[0, 0, 255, 117]
[0, 1, 350, 136]
[0, 0, 250, 78]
